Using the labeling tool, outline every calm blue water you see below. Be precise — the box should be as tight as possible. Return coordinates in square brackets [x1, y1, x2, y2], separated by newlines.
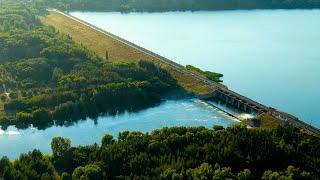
[71, 10, 320, 127]
[0, 99, 238, 159]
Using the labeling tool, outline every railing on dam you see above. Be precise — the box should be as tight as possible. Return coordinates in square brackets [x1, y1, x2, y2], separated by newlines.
[48, 9, 320, 136]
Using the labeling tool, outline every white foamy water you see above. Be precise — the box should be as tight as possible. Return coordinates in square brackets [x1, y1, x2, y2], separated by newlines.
[238, 113, 255, 120]
[0, 128, 21, 136]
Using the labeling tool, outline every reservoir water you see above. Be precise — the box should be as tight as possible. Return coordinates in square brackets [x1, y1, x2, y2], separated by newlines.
[0, 99, 238, 159]
[71, 10, 320, 127]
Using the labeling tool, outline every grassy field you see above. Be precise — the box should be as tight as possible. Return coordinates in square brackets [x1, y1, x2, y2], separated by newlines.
[40, 11, 212, 96]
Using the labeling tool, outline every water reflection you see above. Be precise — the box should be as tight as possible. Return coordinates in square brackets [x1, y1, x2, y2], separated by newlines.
[0, 98, 239, 159]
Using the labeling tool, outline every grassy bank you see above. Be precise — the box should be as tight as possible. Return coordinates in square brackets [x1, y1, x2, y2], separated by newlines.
[40, 11, 213, 96]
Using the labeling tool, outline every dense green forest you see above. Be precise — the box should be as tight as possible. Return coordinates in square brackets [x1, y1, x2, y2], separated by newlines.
[34, 0, 320, 12]
[0, 0, 179, 130]
[1, 125, 319, 179]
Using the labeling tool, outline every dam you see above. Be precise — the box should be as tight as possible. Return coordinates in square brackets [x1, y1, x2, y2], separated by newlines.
[47, 9, 320, 136]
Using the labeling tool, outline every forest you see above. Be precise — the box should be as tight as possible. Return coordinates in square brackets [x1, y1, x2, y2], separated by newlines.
[33, 0, 320, 12]
[0, 0, 179, 130]
[1, 125, 319, 179]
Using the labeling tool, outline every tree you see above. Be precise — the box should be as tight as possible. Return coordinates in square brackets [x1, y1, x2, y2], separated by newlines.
[261, 171, 287, 180]
[61, 172, 72, 180]
[32, 108, 52, 122]
[51, 137, 71, 160]
[16, 112, 33, 123]
[160, 168, 183, 180]
[262, 166, 311, 180]
[186, 163, 214, 179]
[237, 169, 254, 180]
[286, 166, 310, 179]
[53, 101, 78, 121]
[0, 156, 11, 177]
[72, 164, 102, 180]
[213, 125, 224, 131]
[101, 133, 115, 147]
[3, 166, 26, 180]
[31, 108, 53, 129]
[213, 165, 235, 180]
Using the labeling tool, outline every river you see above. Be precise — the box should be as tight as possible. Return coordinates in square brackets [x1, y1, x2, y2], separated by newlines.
[71, 10, 320, 127]
[0, 99, 239, 159]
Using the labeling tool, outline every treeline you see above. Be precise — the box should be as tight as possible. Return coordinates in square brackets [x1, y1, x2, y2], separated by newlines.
[33, 0, 320, 12]
[1, 125, 319, 179]
[0, 0, 178, 130]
